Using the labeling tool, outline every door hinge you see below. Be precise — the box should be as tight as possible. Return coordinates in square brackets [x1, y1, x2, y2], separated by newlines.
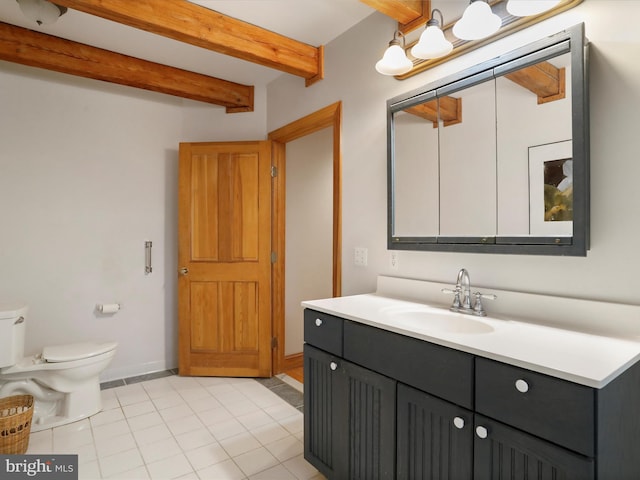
[270, 165, 278, 177]
[271, 251, 277, 263]
[271, 337, 278, 349]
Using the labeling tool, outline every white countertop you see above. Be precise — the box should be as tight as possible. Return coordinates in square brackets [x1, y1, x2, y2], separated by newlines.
[302, 287, 640, 389]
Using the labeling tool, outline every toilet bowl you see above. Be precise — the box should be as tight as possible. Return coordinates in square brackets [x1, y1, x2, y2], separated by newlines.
[0, 303, 117, 431]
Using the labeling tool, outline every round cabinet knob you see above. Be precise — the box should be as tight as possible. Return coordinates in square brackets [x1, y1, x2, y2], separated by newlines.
[515, 379, 529, 393]
[476, 426, 488, 439]
[453, 417, 465, 429]
[330, 362, 338, 371]
[315, 318, 323, 327]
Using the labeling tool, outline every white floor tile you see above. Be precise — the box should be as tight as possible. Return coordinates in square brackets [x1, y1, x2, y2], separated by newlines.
[127, 411, 165, 432]
[92, 420, 131, 444]
[197, 406, 233, 427]
[185, 395, 223, 413]
[106, 465, 150, 479]
[165, 414, 204, 436]
[152, 392, 186, 410]
[90, 408, 126, 428]
[114, 383, 151, 407]
[98, 448, 145, 478]
[265, 436, 303, 462]
[122, 400, 157, 418]
[251, 422, 291, 446]
[282, 454, 320, 480]
[146, 452, 194, 480]
[95, 432, 137, 458]
[208, 418, 247, 441]
[53, 425, 94, 451]
[158, 404, 194, 423]
[219, 431, 261, 457]
[174, 427, 216, 452]
[237, 409, 275, 431]
[278, 414, 304, 436]
[196, 458, 246, 480]
[184, 443, 229, 471]
[138, 436, 181, 464]
[132, 423, 173, 447]
[78, 460, 101, 480]
[233, 446, 279, 477]
[26, 430, 53, 454]
[24, 374, 321, 480]
[249, 464, 297, 480]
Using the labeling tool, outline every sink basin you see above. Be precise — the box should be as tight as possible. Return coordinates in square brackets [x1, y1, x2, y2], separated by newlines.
[381, 305, 494, 335]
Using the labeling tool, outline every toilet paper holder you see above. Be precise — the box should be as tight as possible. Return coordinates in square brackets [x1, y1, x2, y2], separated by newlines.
[96, 303, 121, 314]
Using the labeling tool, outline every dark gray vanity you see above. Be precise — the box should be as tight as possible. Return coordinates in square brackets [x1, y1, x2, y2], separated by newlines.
[303, 306, 640, 479]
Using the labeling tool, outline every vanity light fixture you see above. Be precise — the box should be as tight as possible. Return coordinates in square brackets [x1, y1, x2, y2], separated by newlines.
[411, 9, 453, 60]
[375, 31, 413, 76]
[506, 0, 562, 17]
[16, 0, 67, 25]
[453, 0, 502, 41]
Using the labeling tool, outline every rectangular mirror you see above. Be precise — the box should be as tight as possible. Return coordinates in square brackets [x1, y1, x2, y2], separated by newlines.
[388, 23, 589, 255]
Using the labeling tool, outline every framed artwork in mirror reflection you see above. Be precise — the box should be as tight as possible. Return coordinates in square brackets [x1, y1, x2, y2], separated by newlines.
[528, 140, 573, 236]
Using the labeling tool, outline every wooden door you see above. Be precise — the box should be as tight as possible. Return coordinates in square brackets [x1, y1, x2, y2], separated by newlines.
[178, 141, 272, 377]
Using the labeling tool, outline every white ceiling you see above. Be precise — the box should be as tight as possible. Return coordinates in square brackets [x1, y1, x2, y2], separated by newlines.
[0, 0, 376, 87]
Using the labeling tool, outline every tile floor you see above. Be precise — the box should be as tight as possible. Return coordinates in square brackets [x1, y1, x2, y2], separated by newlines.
[26, 374, 325, 480]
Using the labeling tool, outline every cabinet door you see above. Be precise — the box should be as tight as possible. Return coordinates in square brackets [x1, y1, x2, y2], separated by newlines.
[304, 344, 343, 479]
[473, 415, 594, 480]
[397, 384, 473, 480]
[342, 359, 397, 480]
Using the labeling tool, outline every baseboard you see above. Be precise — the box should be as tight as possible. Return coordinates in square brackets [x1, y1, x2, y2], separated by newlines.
[281, 352, 303, 371]
[100, 360, 176, 383]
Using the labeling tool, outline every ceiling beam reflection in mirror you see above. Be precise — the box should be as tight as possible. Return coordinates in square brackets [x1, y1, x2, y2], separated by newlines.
[370, 0, 582, 79]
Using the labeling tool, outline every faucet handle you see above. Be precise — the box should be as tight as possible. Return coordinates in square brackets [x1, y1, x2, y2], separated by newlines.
[442, 287, 462, 309]
[472, 292, 497, 316]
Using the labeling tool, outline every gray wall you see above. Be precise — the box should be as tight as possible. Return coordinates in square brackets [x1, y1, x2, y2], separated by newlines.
[268, 0, 640, 308]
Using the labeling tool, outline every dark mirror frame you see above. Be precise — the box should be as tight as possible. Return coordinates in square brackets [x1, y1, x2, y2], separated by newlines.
[387, 23, 589, 256]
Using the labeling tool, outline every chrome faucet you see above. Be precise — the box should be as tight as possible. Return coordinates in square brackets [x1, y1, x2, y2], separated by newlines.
[442, 268, 496, 316]
[456, 268, 473, 312]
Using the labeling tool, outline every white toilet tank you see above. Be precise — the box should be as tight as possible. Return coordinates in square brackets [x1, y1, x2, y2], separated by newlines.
[0, 303, 27, 368]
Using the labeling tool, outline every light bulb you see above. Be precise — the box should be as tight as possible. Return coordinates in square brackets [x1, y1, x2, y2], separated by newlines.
[16, 0, 66, 25]
[453, 1, 502, 41]
[411, 25, 453, 59]
[375, 44, 413, 75]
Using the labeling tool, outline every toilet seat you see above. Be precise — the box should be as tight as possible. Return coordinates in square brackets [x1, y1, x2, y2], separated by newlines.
[42, 342, 118, 363]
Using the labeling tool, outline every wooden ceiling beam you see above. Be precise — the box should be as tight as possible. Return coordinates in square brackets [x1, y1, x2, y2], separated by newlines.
[405, 96, 462, 127]
[505, 62, 566, 104]
[52, 0, 323, 85]
[359, 0, 430, 34]
[0, 22, 254, 112]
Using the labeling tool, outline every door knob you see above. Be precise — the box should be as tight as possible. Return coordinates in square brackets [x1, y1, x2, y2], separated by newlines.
[179, 267, 189, 276]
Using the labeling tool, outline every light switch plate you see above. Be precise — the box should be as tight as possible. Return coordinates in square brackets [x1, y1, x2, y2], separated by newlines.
[354, 247, 368, 266]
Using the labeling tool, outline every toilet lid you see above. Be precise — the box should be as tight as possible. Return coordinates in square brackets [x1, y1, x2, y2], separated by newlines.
[42, 342, 117, 363]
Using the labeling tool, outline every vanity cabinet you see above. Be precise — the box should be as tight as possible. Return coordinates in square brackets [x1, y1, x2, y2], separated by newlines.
[304, 308, 640, 480]
[304, 311, 396, 480]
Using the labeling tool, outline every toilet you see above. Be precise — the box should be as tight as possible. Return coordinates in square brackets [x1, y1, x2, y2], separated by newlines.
[0, 303, 117, 431]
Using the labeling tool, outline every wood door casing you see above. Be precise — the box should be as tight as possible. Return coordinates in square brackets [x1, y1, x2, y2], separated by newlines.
[268, 101, 342, 374]
[178, 141, 272, 377]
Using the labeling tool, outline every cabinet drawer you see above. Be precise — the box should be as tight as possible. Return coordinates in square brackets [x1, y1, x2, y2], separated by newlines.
[475, 357, 595, 456]
[344, 320, 474, 409]
[304, 309, 343, 356]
